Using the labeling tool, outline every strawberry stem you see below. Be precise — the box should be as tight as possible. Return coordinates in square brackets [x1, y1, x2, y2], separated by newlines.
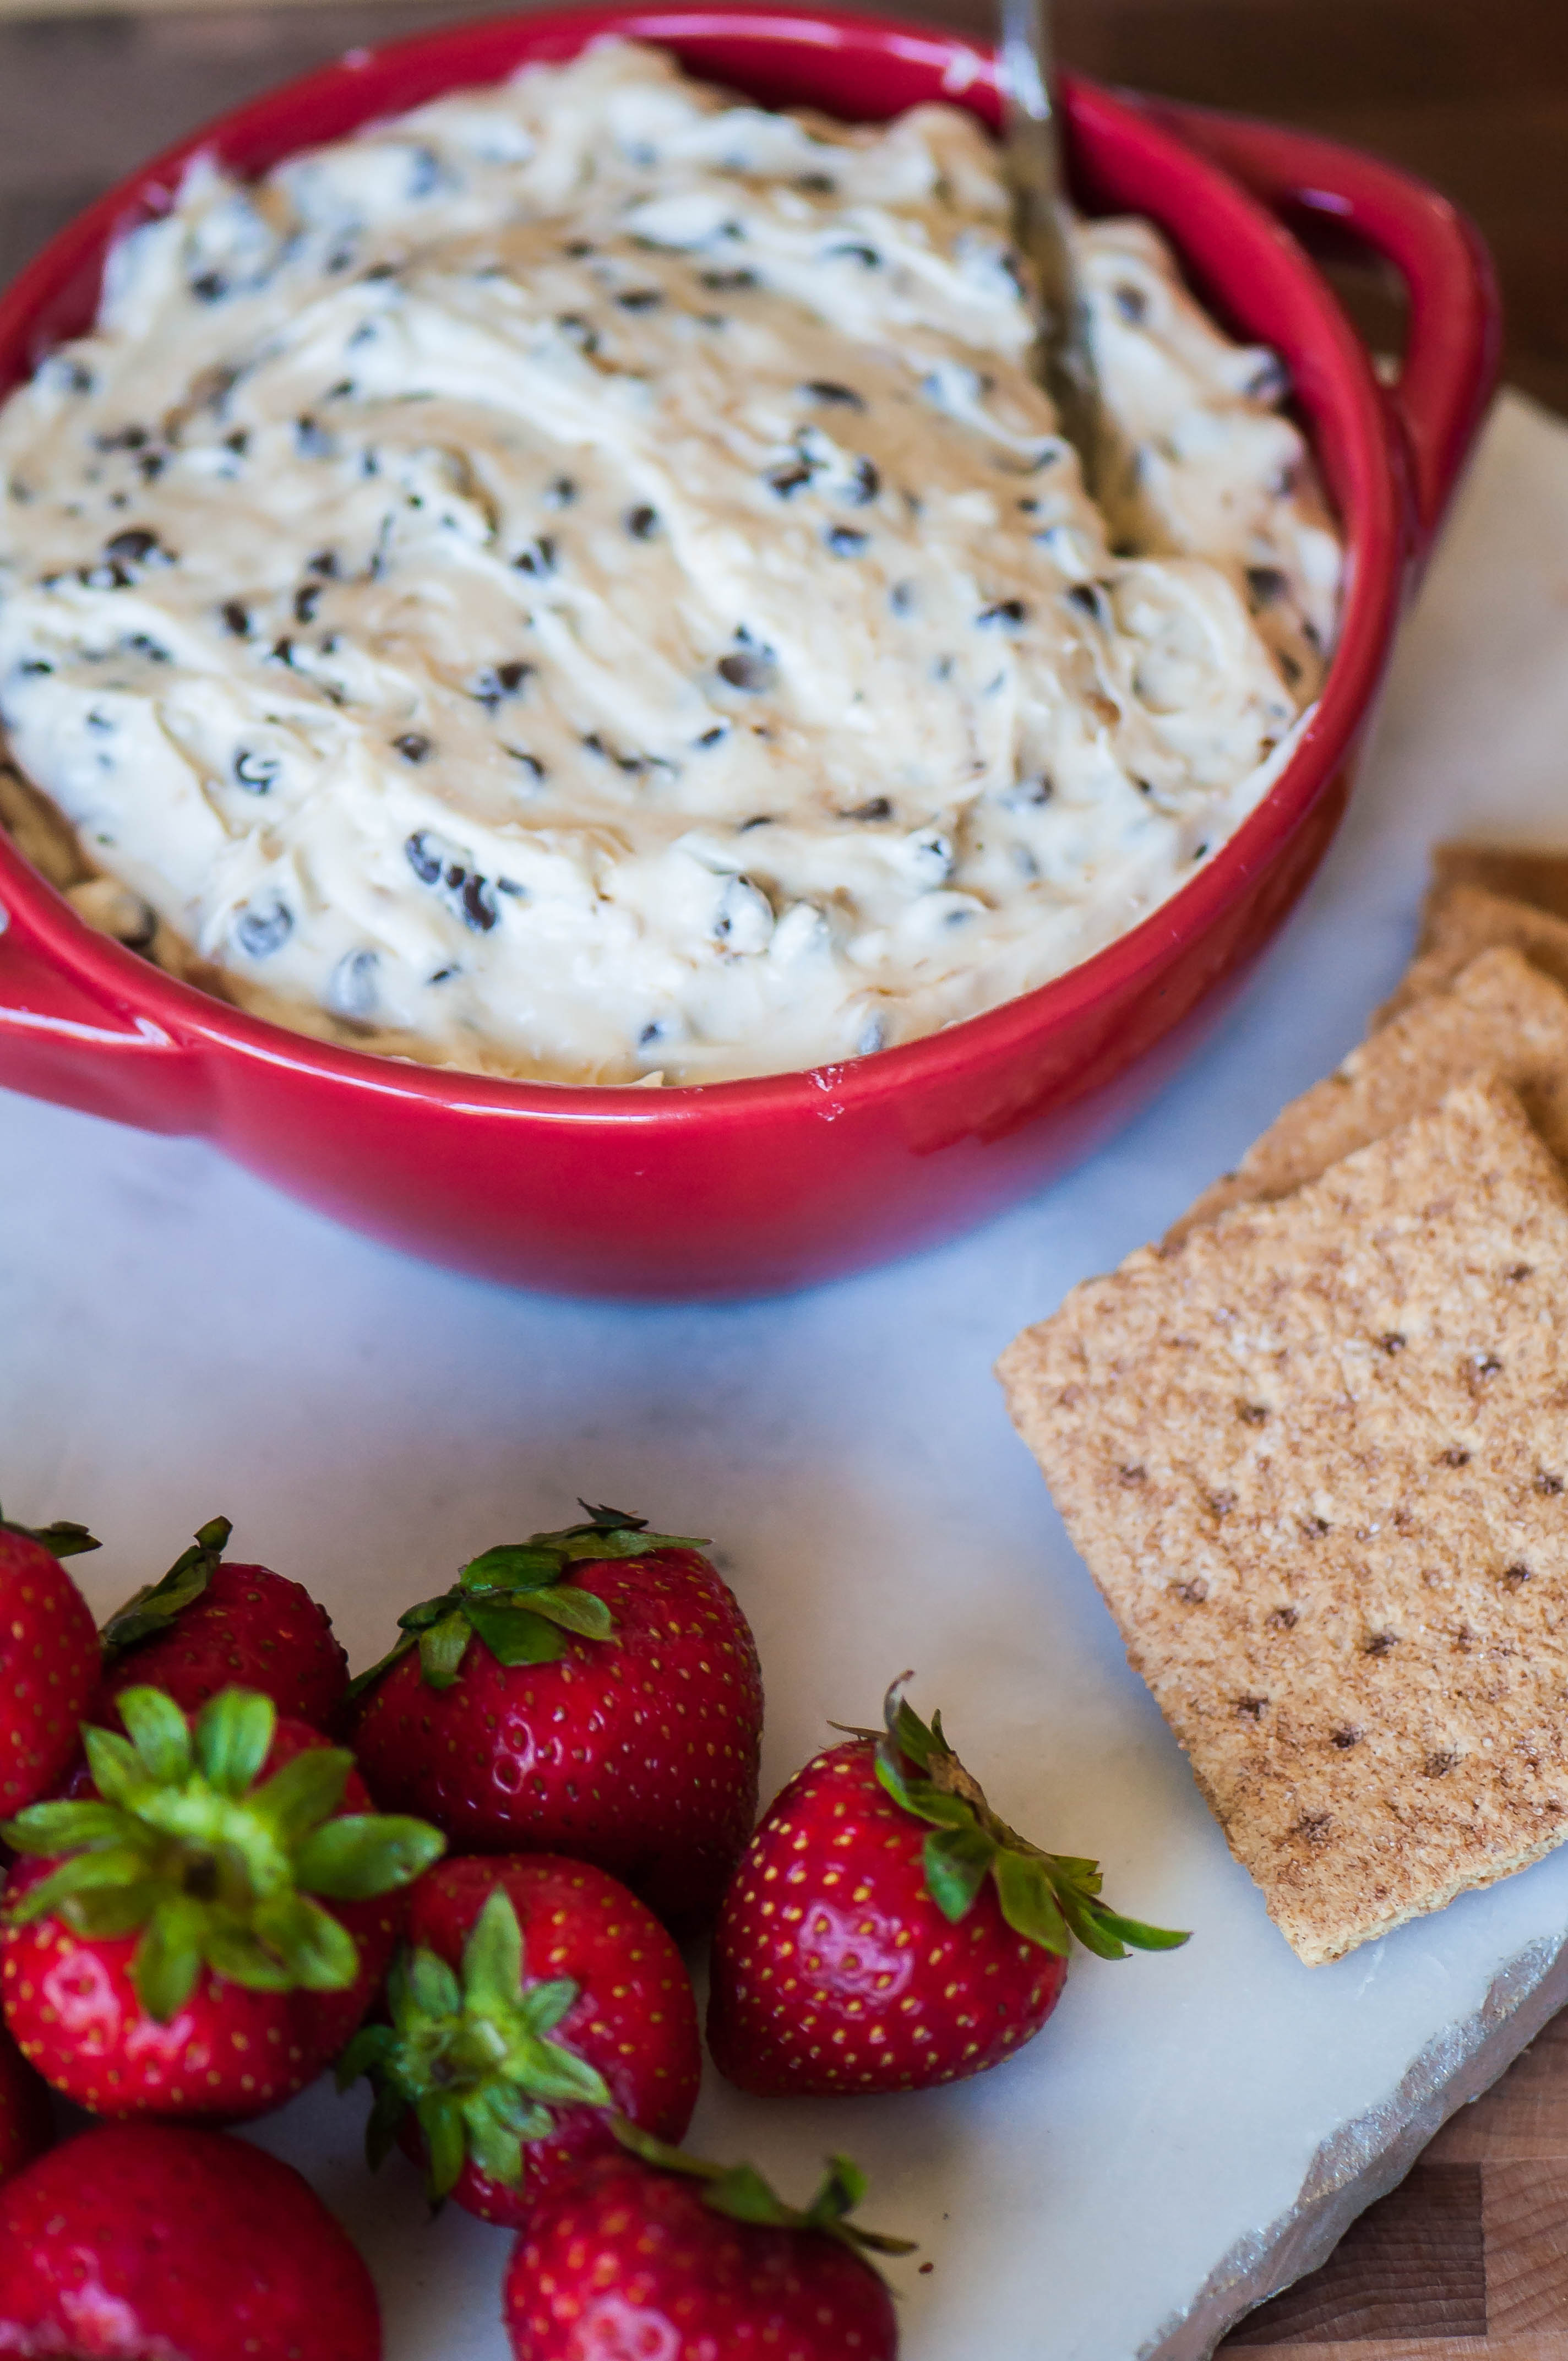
[99, 1516, 232, 1664]
[609, 2120, 917, 2267]
[346, 1506, 710, 1700]
[1, 1685, 445, 2020]
[868, 1679, 1191, 1961]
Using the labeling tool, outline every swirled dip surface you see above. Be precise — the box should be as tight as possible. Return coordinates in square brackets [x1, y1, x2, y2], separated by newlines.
[0, 41, 1340, 1083]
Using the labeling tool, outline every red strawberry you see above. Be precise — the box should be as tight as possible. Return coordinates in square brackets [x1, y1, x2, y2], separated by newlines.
[709, 1681, 1189, 2097]
[0, 2123, 380, 2359]
[503, 2129, 910, 2361]
[1, 1684, 443, 2119]
[339, 1852, 701, 2224]
[0, 1506, 100, 1818]
[97, 1515, 349, 1731]
[349, 1504, 763, 1930]
[0, 2020, 51, 2184]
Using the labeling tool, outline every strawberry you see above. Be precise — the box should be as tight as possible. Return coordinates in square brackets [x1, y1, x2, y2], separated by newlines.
[348, 1504, 763, 1930]
[0, 1684, 444, 2119]
[708, 1681, 1189, 2097]
[0, 2123, 381, 2359]
[0, 2020, 51, 2184]
[0, 1505, 100, 1818]
[97, 1515, 350, 1732]
[503, 2127, 910, 2361]
[339, 1852, 701, 2224]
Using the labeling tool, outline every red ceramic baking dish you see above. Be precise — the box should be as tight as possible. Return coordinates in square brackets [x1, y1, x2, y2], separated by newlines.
[0, 6, 1498, 1299]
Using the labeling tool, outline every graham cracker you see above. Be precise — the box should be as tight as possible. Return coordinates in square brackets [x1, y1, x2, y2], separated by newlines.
[1375, 883, 1568, 1027]
[1172, 946, 1568, 1241]
[998, 1080, 1568, 1966]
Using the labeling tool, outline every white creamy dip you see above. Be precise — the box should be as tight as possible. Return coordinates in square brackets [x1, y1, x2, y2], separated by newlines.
[0, 41, 1340, 1084]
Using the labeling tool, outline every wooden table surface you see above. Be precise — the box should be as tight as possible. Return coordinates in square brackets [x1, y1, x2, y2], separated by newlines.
[0, 1, 1563, 2349]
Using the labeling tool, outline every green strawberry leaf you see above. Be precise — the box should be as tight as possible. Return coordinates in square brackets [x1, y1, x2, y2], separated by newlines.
[99, 1517, 231, 1662]
[464, 2106, 523, 2192]
[418, 1608, 475, 1689]
[194, 1687, 276, 1797]
[0, 1799, 128, 1856]
[80, 1723, 148, 1811]
[66, 1880, 164, 1939]
[461, 1596, 568, 1668]
[0, 1504, 100, 1560]
[294, 1813, 446, 1900]
[1090, 1909, 1192, 1953]
[117, 1687, 194, 1786]
[992, 1849, 1071, 1955]
[461, 1886, 522, 2014]
[254, 1892, 360, 1990]
[921, 1824, 995, 1923]
[864, 1677, 1190, 1962]
[608, 2121, 918, 2265]
[460, 1544, 565, 1593]
[250, 1746, 353, 1845]
[409, 1949, 464, 2021]
[203, 1921, 298, 1992]
[417, 2090, 469, 2203]
[10, 1844, 152, 1923]
[515, 1586, 614, 1641]
[133, 1893, 208, 2021]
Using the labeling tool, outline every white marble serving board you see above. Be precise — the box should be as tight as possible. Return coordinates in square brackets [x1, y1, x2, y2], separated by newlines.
[4, 390, 1568, 2360]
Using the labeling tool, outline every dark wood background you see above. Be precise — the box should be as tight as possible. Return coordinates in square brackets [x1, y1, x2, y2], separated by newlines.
[0, 0, 1563, 409]
[0, 0, 1563, 2345]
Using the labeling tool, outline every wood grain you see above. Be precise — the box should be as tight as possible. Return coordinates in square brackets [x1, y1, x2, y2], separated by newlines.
[1221, 2011, 1568, 2350]
[0, 0, 1561, 412]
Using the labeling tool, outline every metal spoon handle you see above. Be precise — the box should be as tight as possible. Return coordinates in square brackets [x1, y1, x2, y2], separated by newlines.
[998, 0, 1097, 470]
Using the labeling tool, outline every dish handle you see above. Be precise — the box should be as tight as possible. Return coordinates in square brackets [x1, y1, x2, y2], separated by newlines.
[0, 875, 211, 1133]
[1130, 99, 1502, 559]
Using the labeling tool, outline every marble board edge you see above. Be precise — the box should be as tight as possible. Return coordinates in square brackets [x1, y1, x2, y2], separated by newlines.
[1140, 1924, 1568, 2358]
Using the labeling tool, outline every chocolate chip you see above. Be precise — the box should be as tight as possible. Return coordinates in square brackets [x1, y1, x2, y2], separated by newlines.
[826, 243, 879, 268]
[717, 647, 777, 694]
[234, 898, 292, 959]
[221, 601, 249, 638]
[1424, 1750, 1459, 1778]
[1267, 1606, 1299, 1630]
[1502, 1562, 1533, 1588]
[1507, 1263, 1534, 1282]
[700, 268, 756, 291]
[847, 458, 880, 505]
[1235, 1695, 1268, 1720]
[1331, 1725, 1362, 1749]
[405, 831, 443, 885]
[103, 529, 160, 565]
[1118, 1464, 1146, 1486]
[460, 874, 498, 933]
[1537, 1471, 1564, 1495]
[614, 287, 663, 310]
[1246, 565, 1289, 610]
[293, 584, 321, 625]
[1112, 282, 1148, 322]
[1380, 1331, 1406, 1354]
[801, 380, 864, 409]
[1295, 1810, 1332, 1842]
[1173, 1579, 1208, 1604]
[794, 171, 836, 194]
[394, 733, 432, 763]
[328, 948, 379, 1022]
[232, 749, 281, 794]
[1440, 1446, 1471, 1467]
[514, 537, 557, 576]
[625, 505, 659, 539]
[978, 599, 1027, 628]
[825, 527, 868, 557]
[1364, 1629, 1397, 1656]
[506, 749, 546, 781]
[767, 463, 814, 498]
[1237, 1401, 1269, 1425]
[840, 797, 892, 823]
